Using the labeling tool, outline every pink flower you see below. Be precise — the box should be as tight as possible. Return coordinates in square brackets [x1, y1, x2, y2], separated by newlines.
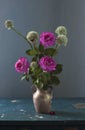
[40, 32, 56, 48]
[39, 56, 57, 72]
[15, 57, 30, 73]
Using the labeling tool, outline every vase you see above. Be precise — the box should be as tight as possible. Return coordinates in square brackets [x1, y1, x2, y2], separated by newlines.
[32, 86, 53, 114]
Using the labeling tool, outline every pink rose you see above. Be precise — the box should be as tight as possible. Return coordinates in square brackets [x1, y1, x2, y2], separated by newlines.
[15, 57, 30, 73]
[39, 56, 56, 72]
[40, 32, 56, 48]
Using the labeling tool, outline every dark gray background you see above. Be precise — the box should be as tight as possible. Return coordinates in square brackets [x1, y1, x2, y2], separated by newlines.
[0, 0, 85, 98]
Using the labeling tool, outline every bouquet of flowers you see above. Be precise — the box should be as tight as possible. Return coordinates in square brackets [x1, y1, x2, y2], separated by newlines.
[5, 20, 68, 90]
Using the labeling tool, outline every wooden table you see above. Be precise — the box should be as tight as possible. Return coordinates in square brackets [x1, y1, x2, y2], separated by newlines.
[0, 98, 85, 130]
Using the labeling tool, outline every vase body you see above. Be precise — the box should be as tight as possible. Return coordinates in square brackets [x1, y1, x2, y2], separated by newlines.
[32, 87, 53, 114]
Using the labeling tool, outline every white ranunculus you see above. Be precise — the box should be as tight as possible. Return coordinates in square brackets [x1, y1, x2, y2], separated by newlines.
[57, 34, 68, 46]
[26, 31, 39, 44]
[5, 20, 14, 30]
[55, 26, 67, 35]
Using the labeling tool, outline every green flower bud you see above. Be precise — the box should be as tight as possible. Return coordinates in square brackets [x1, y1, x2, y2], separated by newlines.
[55, 26, 67, 35]
[4, 20, 14, 30]
[26, 31, 39, 44]
[57, 35, 68, 46]
[30, 61, 38, 70]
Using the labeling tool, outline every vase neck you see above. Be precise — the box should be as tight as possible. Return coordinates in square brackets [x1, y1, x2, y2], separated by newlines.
[37, 88, 46, 93]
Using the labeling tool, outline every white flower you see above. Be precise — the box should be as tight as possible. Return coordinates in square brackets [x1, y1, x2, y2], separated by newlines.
[55, 26, 67, 35]
[57, 34, 68, 46]
[26, 31, 39, 44]
[4, 20, 14, 30]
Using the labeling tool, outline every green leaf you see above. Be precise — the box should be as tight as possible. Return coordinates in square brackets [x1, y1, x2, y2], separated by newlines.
[48, 76, 60, 85]
[54, 64, 63, 74]
[32, 56, 38, 61]
[39, 44, 44, 52]
[38, 72, 50, 86]
[26, 74, 29, 81]
[26, 49, 38, 56]
[44, 48, 57, 56]
[39, 54, 44, 59]
[31, 75, 37, 83]
[42, 72, 50, 80]
[21, 75, 26, 81]
[34, 67, 42, 75]
[29, 68, 33, 74]
[42, 85, 49, 90]
[21, 74, 29, 81]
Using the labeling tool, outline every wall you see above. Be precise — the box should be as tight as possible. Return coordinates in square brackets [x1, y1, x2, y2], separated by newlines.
[0, 0, 85, 97]
[54, 0, 85, 97]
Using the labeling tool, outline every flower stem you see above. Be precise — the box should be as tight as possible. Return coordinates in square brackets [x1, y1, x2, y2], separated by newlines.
[11, 27, 33, 49]
[56, 43, 60, 50]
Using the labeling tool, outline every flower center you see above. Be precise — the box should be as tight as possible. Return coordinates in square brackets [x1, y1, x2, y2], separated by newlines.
[17, 63, 22, 67]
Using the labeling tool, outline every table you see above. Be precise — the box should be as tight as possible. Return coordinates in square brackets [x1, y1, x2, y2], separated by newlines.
[0, 98, 85, 130]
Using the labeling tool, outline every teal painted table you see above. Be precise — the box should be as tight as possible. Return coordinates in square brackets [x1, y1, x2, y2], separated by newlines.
[0, 98, 85, 130]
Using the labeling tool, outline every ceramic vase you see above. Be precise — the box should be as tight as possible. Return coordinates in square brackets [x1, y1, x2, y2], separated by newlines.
[32, 86, 53, 114]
